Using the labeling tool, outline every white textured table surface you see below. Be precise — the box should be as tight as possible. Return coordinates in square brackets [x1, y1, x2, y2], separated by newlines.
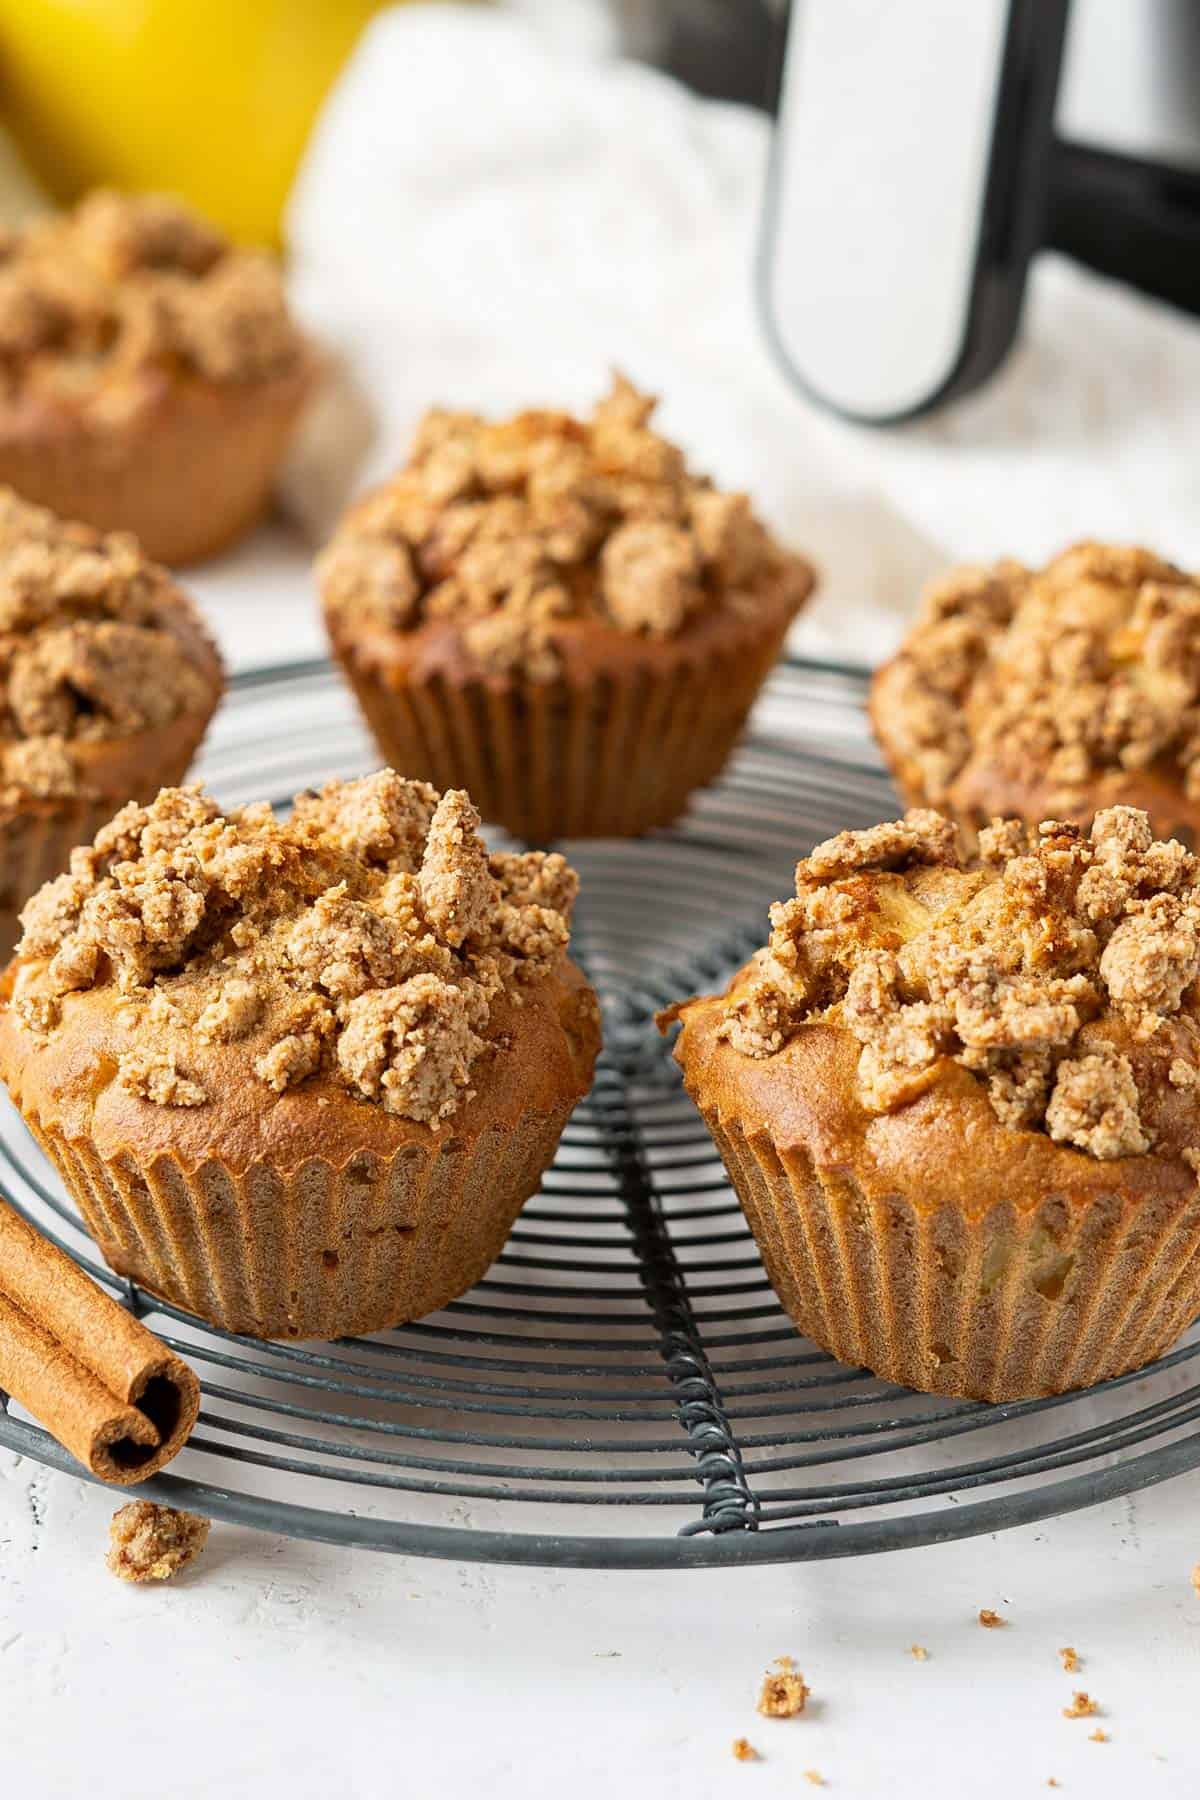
[1, 526, 1199, 1800]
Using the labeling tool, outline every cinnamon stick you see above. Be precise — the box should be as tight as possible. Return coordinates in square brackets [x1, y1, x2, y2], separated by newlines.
[0, 1200, 200, 1484]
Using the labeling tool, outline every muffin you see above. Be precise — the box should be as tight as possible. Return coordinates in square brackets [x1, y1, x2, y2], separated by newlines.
[666, 805, 1200, 1402]
[0, 190, 314, 564]
[0, 772, 600, 1340]
[0, 488, 223, 955]
[871, 542, 1200, 846]
[319, 376, 815, 841]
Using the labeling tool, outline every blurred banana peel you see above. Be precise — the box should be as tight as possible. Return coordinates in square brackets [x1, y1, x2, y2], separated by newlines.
[0, 0, 414, 246]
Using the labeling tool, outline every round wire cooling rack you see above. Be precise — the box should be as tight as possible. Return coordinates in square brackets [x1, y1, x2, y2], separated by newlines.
[3, 654, 1200, 1568]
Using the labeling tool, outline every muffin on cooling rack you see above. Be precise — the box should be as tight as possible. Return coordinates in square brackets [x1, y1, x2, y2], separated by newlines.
[665, 804, 1200, 1403]
[0, 771, 600, 1340]
[871, 542, 1200, 846]
[318, 375, 815, 841]
[0, 488, 223, 955]
[0, 190, 314, 564]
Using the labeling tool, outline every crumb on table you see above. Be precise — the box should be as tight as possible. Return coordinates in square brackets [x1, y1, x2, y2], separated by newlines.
[978, 1608, 1005, 1628]
[803, 1772, 824, 1787]
[732, 1738, 760, 1763]
[909, 1644, 929, 1660]
[106, 1500, 210, 1584]
[1191, 1564, 1200, 1597]
[1089, 1728, 1109, 1744]
[757, 1667, 810, 1718]
[1059, 1647, 1080, 1673]
[1063, 1691, 1100, 1720]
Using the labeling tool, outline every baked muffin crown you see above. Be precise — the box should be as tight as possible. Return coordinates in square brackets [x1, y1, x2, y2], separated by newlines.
[0, 488, 222, 803]
[318, 374, 813, 678]
[709, 804, 1200, 1162]
[873, 542, 1200, 814]
[10, 771, 586, 1128]
[0, 190, 306, 399]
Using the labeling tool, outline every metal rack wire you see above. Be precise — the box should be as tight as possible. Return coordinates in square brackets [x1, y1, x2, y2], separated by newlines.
[2, 655, 1199, 1567]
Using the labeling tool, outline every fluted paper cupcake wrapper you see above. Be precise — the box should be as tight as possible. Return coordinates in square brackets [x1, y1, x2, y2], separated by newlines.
[338, 621, 792, 842]
[703, 1109, 1200, 1402]
[27, 1103, 575, 1341]
[0, 362, 312, 566]
[0, 798, 137, 962]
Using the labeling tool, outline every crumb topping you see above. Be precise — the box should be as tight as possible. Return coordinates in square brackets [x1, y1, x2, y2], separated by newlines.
[757, 1667, 810, 1719]
[318, 375, 810, 675]
[0, 488, 220, 800]
[879, 543, 1200, 807]
[12, 772, 581, 1126]
[714, 805, 1200, 1161]
[978, 1609, 1006, 1628]
[1063, 1692, 1100, 1720]
[1059, 1647, 1080, 1672]
[0, 191, 304, 404]
[106, 1500, 209, 1583]
[731, 1739, 759, 1763]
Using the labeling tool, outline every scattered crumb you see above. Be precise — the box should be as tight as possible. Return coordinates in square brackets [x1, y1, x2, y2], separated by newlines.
[1089, 1729, 1109, 1744]
[803, 1772, 824, 1787]
[757, 1667, 810, 1718]
[978, 1608, 1006, 1628]
[772, 1654, 796, 1670]
[1191, 1564, 1200, 1597]
[1063, 1692, 1100, 1720]
[106, 1500, 210, 1584]
[732, 1739, 760, 1764]
[909, 1644, 929, 1660]
[1059, 1647, 1080, 1673]
[1047, 1780, 1060, 1789]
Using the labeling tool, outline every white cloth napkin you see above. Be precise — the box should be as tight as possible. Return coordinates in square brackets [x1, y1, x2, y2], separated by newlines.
[282, 4, 1200, 672]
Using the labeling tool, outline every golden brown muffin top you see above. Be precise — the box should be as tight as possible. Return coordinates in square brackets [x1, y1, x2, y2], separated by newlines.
[0, 191, 305, 402]
[10, 771, 583, 1126]
[712, 805, 1200, 1161]
[0, 489, 222, 803]
[877, 543, 1200, 810]
[317, 375, 812, 678]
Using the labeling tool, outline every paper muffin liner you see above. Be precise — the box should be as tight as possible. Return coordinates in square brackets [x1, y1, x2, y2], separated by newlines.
[335, 615, 794, 842]
[699, 1107, 1200, 1402]
[25, 1100, 577, 1341]
[0, 361, 312, 566]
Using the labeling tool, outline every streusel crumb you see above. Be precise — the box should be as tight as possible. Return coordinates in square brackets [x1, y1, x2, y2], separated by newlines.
[711, 805, 1200, 1161]
[106, 1500, 210, 1583]
[731, 1739, 760, 1763]
[14, 771, 581, 1126]
[757, 1669, 810, 1718]
[1063, 1691, 1100, 1719]
[877, 542, 1200, 806]
[318, 374, 809, 676]
[0, 488, 220, 801]
[0, 191, 303, 397]
[978, 1609, 1005, 1628]
[1059, 1647, 1080, 1672]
